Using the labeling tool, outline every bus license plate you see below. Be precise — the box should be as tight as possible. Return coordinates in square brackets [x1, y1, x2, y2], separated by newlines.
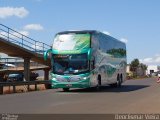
[66, 84, 72, 87]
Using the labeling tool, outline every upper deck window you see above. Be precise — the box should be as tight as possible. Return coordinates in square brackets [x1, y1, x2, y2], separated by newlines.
[52, 33, 90, 50]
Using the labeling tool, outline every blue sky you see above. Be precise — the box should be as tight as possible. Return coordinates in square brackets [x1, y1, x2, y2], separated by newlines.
[0, 0, 160, 65]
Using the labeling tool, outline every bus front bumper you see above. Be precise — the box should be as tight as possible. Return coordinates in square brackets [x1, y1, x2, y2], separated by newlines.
[51, 79, 90, 89]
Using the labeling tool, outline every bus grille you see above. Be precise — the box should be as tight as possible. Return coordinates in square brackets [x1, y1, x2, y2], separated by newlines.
[56, 76, 81, 82]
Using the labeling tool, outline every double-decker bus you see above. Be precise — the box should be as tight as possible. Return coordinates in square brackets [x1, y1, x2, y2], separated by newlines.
[44, 30, 127, 91]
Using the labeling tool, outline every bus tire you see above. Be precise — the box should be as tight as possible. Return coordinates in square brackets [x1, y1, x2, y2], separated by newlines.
[63, 88, 70, 92]
[96, 75, 101, 91]
[45, 84, 52, 89]
[120, 74, 123, 84]
[117, 74, 122, 87]
[109, 74, 122, 88]
[109, 83, 118, 87]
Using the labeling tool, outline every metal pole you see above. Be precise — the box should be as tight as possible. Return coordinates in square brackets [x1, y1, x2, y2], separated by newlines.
[35, 41, 37, 52]
[22, 35, 24, 47]
[7, 28, 9, 41]
[43, 43, 44, 54]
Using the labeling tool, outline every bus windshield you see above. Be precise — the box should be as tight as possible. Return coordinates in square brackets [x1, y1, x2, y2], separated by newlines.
[53, 53, 89, 75]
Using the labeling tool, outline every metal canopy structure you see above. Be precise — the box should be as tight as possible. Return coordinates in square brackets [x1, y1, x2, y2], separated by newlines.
[0, 24, 51, 81]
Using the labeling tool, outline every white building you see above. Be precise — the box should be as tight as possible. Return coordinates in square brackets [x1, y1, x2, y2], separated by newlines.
[126, 64, 130, 73]
[127, 64, 159, 76]
[146, 65, 159, 75]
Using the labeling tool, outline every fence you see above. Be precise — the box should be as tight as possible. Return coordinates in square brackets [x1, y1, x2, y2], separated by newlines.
[0, 24, 51, 55]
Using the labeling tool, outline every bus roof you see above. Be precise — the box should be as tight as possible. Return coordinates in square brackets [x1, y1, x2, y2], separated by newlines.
[56, 30, 98, 35]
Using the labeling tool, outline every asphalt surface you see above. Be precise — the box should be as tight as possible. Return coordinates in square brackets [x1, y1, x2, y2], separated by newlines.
[0, 77, 160, 114]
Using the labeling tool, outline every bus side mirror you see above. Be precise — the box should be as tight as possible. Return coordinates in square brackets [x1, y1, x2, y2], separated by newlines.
[44, 49, 52, 61]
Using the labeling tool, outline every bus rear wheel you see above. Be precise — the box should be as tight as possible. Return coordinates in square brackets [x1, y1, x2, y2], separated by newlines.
[117, 75, 122, 87]
[63, 88, 70, 92]
[109, 83, 118, 87]
[110, 75, 122, 88]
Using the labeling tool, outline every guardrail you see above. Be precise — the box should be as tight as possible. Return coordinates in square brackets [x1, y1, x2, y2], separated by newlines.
[0, 80, 52, 94]
[0, 24, 51, 55]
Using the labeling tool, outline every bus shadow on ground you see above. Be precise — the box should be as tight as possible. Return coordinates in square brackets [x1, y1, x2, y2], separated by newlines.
[61, 85, 150, 93]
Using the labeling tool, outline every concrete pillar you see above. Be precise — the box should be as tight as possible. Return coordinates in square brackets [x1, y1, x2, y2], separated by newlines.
[44, 69, 49, 80]
[24, 57, 30, 81]
[44, 69, 52, 89]
[13, 85, 16, 93]
[0, 86, 3, 94]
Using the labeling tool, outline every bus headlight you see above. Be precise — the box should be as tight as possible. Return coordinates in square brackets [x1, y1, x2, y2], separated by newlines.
[82, 76, 90, 80]
[83, 77, 87, 80]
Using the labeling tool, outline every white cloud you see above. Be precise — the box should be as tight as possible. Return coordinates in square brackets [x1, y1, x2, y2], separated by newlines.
[102, 31, 110, 35]
[120, 38, 128, 43]
[31, 42, 43, 50]
[155, 54, 160, 58]
[0, 7, 29, 19]
[140, 55, 160, 65]
[143, 58, 153, 63]
[13, 30, 29, 37]
[24, 24, 44, 31]
[0, 30, 29, 39]
[155, 56, 160, 63]
[0, 31, 7, 38]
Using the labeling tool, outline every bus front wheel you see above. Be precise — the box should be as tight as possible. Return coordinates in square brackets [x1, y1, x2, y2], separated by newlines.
[96, 75, 101, 90]
[63, 88, 70, 92]
[45, 84, 52, 89]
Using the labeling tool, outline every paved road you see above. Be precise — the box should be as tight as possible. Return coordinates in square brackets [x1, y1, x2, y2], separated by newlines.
[0, 78, 160, 114]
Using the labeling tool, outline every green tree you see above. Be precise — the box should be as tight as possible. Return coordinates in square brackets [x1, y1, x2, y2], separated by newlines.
[130, 59, 148, 77]
[139, 63, 147, 71]
[139, 63, 148, 76]
[130, 58, 140, 77]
